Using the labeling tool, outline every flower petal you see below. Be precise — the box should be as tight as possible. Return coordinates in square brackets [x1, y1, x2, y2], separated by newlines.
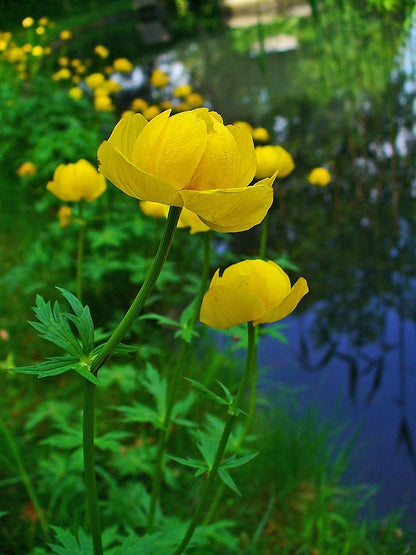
[107, 113, 148, 160]
[132, 110, 207, 189]
[98, 140, 183, 205]
[254, 277, 309, 325]
[200, 284, 265, 329]
[227, 124, 256, 187]
[181, 182, 273, 232]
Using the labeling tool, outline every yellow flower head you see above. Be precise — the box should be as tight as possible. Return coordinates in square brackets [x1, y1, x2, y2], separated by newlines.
[85, 72, 105, 89]
[255, 145, 295, 179]
[60, 30, 72, 40]
[58, 205, 72, 228]
[113, 57, 133, 73]
[252, 127, 270, 143]
[69, 86, 83, 100]
[187, 92, 204, 108]
[36, 26, 45, 35]
[47, 159, 106, 202]
[22, 17, 34, 28]
[140, 201, 210, 234]
[233, 121, 253, 135]
[150, 69, 169, 88]
[307, 167, 331, 187]
[142, 105, 161, 120]
[94, 95, 114, 112]
[173, 84, 193, 98]
[52, 68, 71, 80]
[200, 260, 309, 329]
[94, 45, 109, 59]
[17, 161, 37, 177]
[131, 98, 149, 112]
[98, 108, 275, 233]
[31, 45, 43, 57]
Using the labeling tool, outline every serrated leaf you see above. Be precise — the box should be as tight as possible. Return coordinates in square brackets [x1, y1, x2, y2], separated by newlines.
[167, 454, 206, 470]
[218, 468, 241, 495]
[185, 378, 228, 406]
[116, 403, 161, 428]
[140, 313, 182, 329]
[95, 430, 131, 452]
[215, 380, 234, 404]
[194, 430, 217, 468]
[140, 365, 167, 420]
[11, 355, 82, 379]
[74, 362, 100, 384]
[220, 451, 259, 469]
[58, 287, 94, 354]
[49, 526, 93, 555]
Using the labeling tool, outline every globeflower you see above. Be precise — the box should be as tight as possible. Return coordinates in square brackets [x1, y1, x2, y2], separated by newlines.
[17, 161, 37, 177]
[47, 159, 106, 202]
[113, 57, 133, 73]
[150, 69, 169, 88]
[22, 17, 34, 28]
[255, 145, 295, 179]
[140, 201, 210, 234]
[307, 167, 331, 187]
[200, 259, 309, 329]
[98, 108, 275, 232]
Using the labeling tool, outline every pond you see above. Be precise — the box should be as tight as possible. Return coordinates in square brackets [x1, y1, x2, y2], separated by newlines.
[133, 9, 416, 520]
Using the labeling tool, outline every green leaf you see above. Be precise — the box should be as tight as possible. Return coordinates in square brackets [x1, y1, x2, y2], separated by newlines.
[220, 451, 259, 469]
[95, 430, 131, 452]
[218, 468, 241, 495]
[185, 378, 229, 407]
[49, 526, 93, 555]
[12, 355, 83, 379]
[140, 313, 182, 329]
[140, 365, 167, 421]
[30, 295, 84, 358]
[57, 287, 94, 353]
[194, 430, 217, 469]
[167, 454, 206, 471]
[115, 403, 161, 428]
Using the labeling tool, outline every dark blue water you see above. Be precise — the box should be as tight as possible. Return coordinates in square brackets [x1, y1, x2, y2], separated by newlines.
[258, 303, 416, 519]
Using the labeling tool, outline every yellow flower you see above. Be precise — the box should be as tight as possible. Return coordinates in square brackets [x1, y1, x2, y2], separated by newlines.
[69, 86, 83, 100]
[140, 200, 168, 218]
[173, 84, 193, 98]
[255, 145, 295, 179]
[187, 92, 204, 108]
[36, 26, 45, 35]
[94, 95, 114, 112]
[233, 121, 253, 134]
[113, 57, 133, 73]
[140, 201, 210, 234]
[85, 72, 105, 89]
[52, 68, 71, 80]
[94, 45, 109, 59]
[58, 205, 72, 228]
[105, 79, 121, 93]
[307, 167, 331, 187]
[60, 30, 72, 40]
[150, 69, 169, 88]
[160, 100, 174, 111]
[58, 56, 69, 66]
[200, 260, 309, 329]
[38, 17, 49, 26]
[98, 108, 275, 233]
[17, 161, 37, 177]
[252, 127, 270, 143]
[131, 98, 149, 112]
[22, 17, 34, 28]
[142, 105, 161, 120]
[47, 159, 106, 202]
[31, 45, 43, 57]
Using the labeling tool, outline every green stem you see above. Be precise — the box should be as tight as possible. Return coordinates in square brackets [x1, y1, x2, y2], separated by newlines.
[76, 201, 85, 301]
[147, 231, 211, 533]
[83, 381, 102, 555]
[258, 211, 269, 259]
[0, 411, 49, 538]
[90, 206, 181, 376]
[173, 323, 257, 555]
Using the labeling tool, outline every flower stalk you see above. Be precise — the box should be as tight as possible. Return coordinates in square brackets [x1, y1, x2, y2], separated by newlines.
[173, 323, 257, 555]
[147, 231, 211, 533]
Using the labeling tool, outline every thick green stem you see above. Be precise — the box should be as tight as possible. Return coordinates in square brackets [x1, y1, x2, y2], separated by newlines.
[173, 323, 257, 555]
[147, 231, 211, 533]
[90, 206, 181, 376]
[83, 381, 102, 555]
[258, 211, 269, 259]
[0, 411, 49, 538]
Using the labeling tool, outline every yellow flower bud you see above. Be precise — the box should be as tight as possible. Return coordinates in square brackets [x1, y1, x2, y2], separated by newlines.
[307, 167, 331, 187]
[94, 95, 114, 112]
[187, 92, 204, 107]
[200, 260, 309, 329]
[173, 84, 193, 98]
[58, 205, 72, 228]
[17, 161, 37, 177]
[98, 108, 275, 232]
[94, 45, 109, 59]
[150, 69, 169, 88]
[60, 30, 72, 40]
[69, 87, 83, 100]
[131, 98, 149, 112]
[142, 105, 161, 120]
[252, 127, 270, 143]
[113, 57, 133, 73]
[22, 17, 34, 28]
[31, 45, 43, 57]
[255, 145, 295, 179]
[47, 159, 106, 202]
[85, 72, 105, 89]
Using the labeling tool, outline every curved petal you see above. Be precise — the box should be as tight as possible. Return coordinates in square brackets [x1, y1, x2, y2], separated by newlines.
[108, 113, 148, 160]
[132, 110, 207, 189]
[227, 124, 256, 187]
[200, 284, 265, 329]
[181, 182, 273, 232]
[254, 277, 309, 325]
[98, 140, 183, 205]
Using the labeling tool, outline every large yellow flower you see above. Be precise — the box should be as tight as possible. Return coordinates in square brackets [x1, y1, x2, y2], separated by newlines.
[98, 108, 274, 232]
[255, 145, 295, 179]
[47, 159, 106, 202]
[200, 259, 308, 329]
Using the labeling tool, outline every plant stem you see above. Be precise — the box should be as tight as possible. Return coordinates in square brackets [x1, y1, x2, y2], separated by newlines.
[258, 211, 269, 259]
[147, 231, 211, 533]
[83, 381, 102, 555]
[173, 323, 257, 555]
[0, 411, 49, 538]
[76, 201, 85, 301]
[90, 206, 182, 376]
